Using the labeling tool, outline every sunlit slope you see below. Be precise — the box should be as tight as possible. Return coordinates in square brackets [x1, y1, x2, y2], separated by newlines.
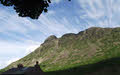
[2, 27, 120, 72]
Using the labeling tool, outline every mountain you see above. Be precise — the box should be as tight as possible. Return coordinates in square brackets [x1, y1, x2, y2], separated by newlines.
[1, 27, 120, 75]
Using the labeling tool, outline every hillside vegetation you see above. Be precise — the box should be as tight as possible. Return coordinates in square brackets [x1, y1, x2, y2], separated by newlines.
[1, 27, 120, 75]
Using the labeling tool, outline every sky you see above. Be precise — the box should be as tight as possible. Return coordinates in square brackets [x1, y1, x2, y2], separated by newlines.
[0, 0, 120, 69]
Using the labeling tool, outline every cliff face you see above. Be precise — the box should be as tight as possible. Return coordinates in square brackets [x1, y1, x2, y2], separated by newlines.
[2, 27, 120, 73]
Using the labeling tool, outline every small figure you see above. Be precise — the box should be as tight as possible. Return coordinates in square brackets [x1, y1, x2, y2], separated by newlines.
[35, 61, 40, 70]
[17, 64, 24, 69]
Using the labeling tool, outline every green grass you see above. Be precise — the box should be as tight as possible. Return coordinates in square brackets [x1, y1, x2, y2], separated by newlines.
[45, 57, 120, 75]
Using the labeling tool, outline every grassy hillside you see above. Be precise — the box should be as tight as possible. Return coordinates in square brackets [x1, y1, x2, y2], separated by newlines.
[1, 27, 120, 74]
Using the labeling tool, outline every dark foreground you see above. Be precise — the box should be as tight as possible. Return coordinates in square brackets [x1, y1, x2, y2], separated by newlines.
[1, 57, 120, 75]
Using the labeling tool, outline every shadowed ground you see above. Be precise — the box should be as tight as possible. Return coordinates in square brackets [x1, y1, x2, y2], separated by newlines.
[45, 57, 120, 75]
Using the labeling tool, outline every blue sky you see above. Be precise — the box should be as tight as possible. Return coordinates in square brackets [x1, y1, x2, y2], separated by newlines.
[0, 0, 120, 69]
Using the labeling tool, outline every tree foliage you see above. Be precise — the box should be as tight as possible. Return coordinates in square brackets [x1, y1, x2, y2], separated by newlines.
[0, 0, 71, 19]
[0, 0, 51, 19]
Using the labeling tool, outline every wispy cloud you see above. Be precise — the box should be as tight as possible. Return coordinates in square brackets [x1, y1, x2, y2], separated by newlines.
[78, 0, 120, 27]
[51, 0, 61, 4]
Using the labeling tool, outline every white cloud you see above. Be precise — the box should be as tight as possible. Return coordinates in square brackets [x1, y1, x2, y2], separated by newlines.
[78, 0, 120, 27]
[78, 0, 106, 20]
[37, 14, 79, 37]
[47, 10, 56, 15]
[0, 57, 20, 69]
[52, 0, 61, 4]
[0, 39, 41, 69]
[25, 45, 40, 55]
[6, 58, 20, 66]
